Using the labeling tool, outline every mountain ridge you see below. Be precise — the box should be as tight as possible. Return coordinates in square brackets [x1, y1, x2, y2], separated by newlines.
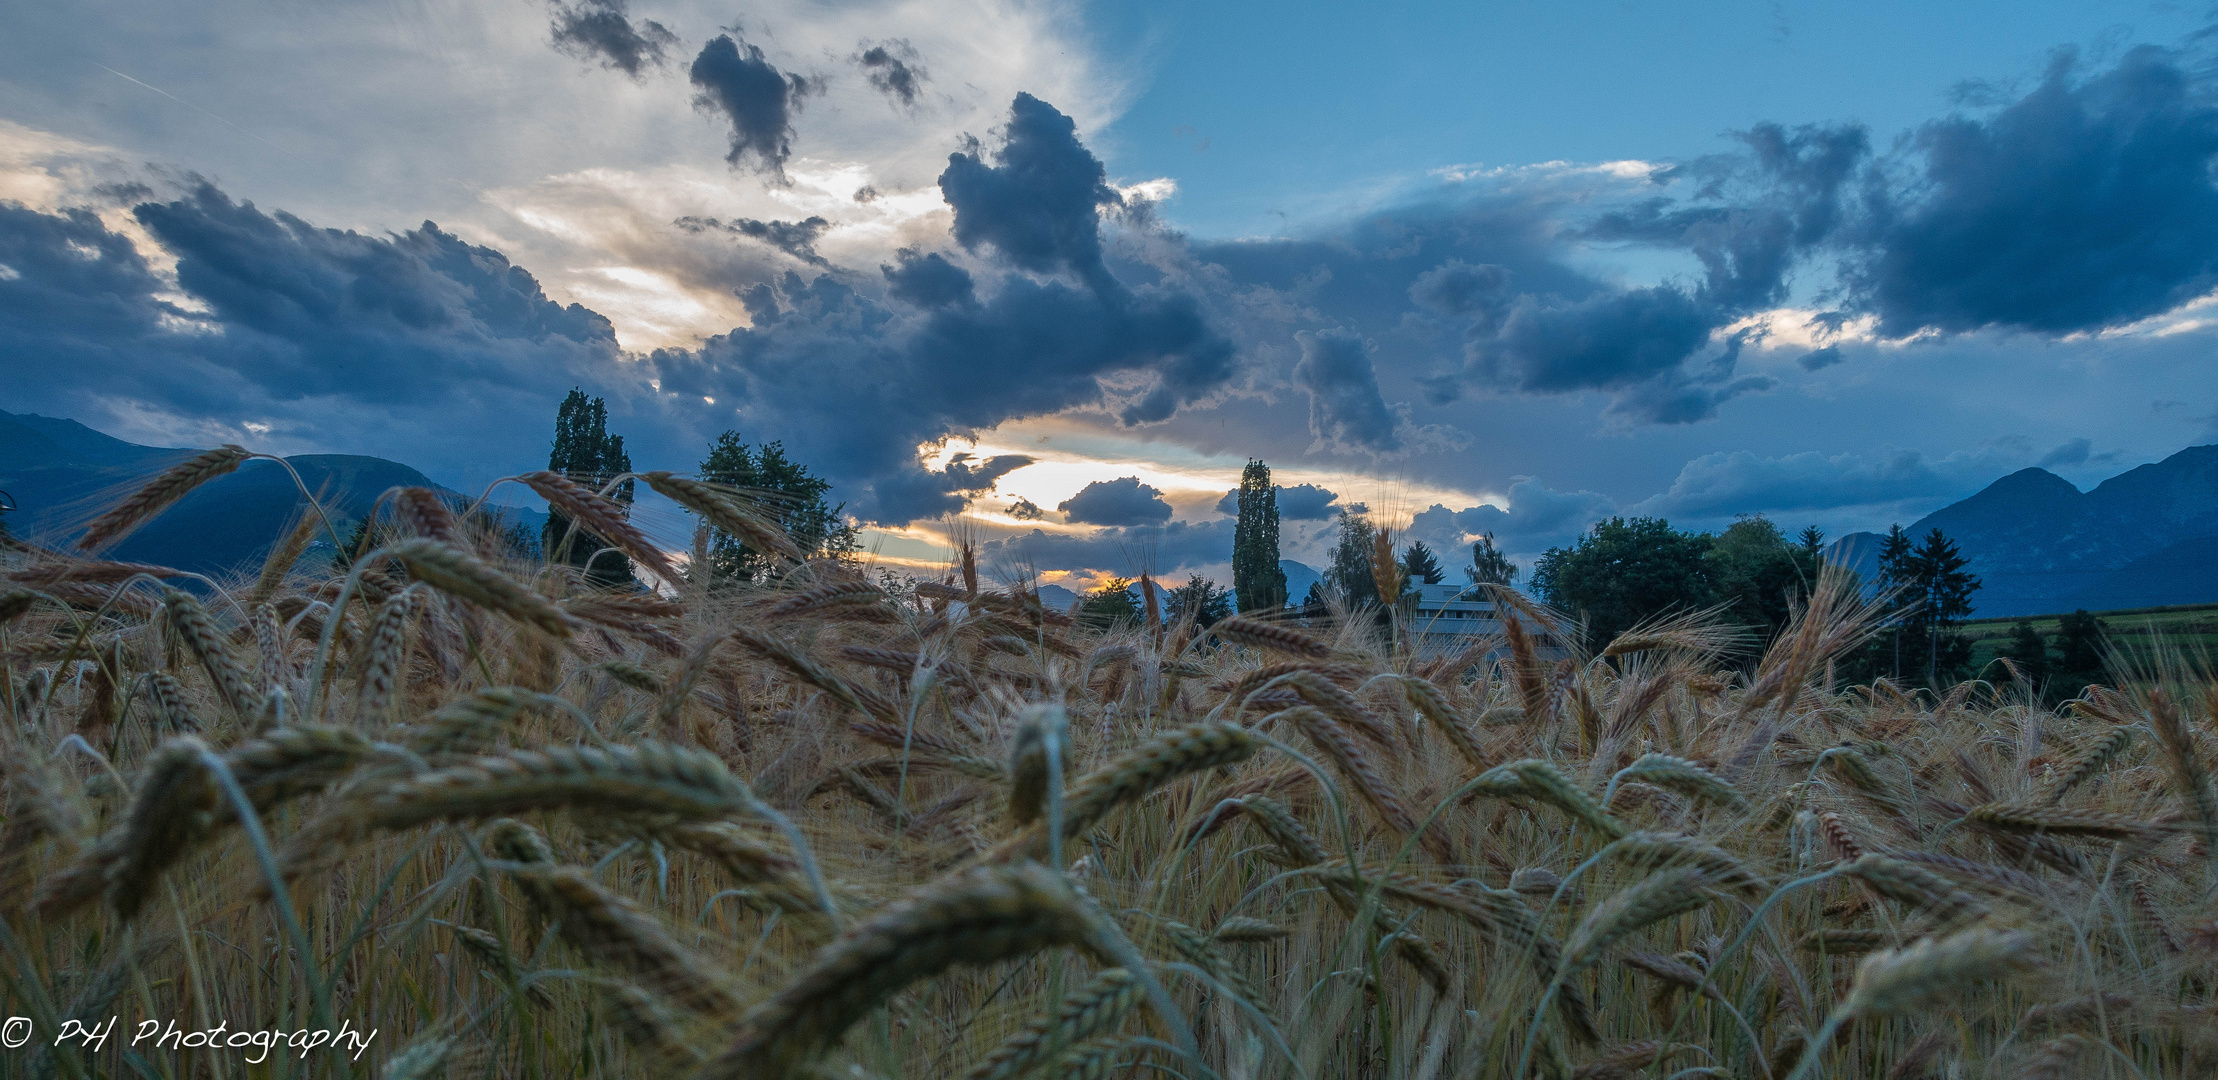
[0, 410, 542, 578]
[1827, 443, 2218, 617]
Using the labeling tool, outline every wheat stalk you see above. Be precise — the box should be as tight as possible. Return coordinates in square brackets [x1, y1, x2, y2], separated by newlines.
[1965, 801, 2165, 841]
[76, 445, 250, 551]
[1608, 753, 1747, 813]
[994, 722, 1261, 862]
[964, 967, 1139, 1080]
[520, 470, 678, 583]
[2039, 725, 2133, 804]
[162, 588, 265, 721]
[365, 742, 751, 829]
[699, 862, 1116, 1079]
[510, 864, 738, 1012]
[1212, 614, 1332, 659]
[639, 471, 804, 563]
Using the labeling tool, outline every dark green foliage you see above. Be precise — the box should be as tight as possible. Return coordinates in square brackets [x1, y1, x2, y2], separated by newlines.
[1231, 459, 1287, 611]
[1324, 508, 1380, 608]
[1533, 517, 1715, 653]
[543, 389, 635, 587]
[1797, 525, 1825, 559]
[1465, 532, 1517, 589]
[1165, 574, 1234, 629]
[1706, 516, 1820, 643]
[1857, 525, 1981, 687]
[2000, 620, 2048, 686]
[696, 433, 857, 582]
[2050, 609, 2109, 699]
[1908, 528, 1980, 686]
[1080, 575, 1141, 627]
[1399, 540, 1444, 586]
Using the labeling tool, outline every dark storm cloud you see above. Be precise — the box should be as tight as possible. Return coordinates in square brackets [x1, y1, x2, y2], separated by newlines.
[1563, 45, 2218, 349]
[855, 40, 926, 107]
[675, 214, 832, 266]
[128, 185, 618, 403]
[1846, 46, 2218, 336]
[1590, 122, 1866, 311]
[0, 94, 1234, 526]
[645, 94, 1237, 521]
[549, 0, 678, 78]
[940, 93, 1121, 289]
[933, 92, 1234, 425]
[1383, 126, 1861, 422]
[1420, 284, 1770, 425]
[1008, 497, 1044, 520]
[1057, 476, 1173, 526]
[1196, 188, 1767, 427]
[880, 249, 975, 308]
[1292, 328, 1399, 452]
[688, 35, 820, 178]
[1213, 483, 1339, 519]
[0, 184, 621, 460]
[1798, 344, 1843, 370]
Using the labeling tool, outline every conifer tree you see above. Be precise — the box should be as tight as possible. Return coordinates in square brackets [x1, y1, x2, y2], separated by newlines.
[1231, 459, 1286, 611]
[1399, 540, 1444, 585]
[1875, 523, 1916, 681]
[1909, 528, 1980, 685]
[1797, 525, 1825, 560]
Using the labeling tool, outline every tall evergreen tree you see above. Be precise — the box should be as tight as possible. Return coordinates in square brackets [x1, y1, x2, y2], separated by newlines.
[1797, 525, 1825, 560]
[1231, 459, 1286, 611]
[1874, 523, 1917, 681]
[1465, 533, 1517, 590]
[1901, 528, 1980, 686]
[696, 433, 856, 581]
[1399, 540, 1445, 586]
[543, 389, 635, 587]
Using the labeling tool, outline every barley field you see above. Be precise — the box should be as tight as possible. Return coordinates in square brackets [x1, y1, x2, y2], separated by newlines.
[2, 447, 2213, 1080]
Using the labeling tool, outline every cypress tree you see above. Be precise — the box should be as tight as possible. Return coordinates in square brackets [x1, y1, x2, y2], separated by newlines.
[1231, 459, 1287, 611]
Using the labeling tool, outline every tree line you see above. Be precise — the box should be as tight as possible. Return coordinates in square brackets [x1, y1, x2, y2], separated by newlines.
[438, 405, 2102, 697]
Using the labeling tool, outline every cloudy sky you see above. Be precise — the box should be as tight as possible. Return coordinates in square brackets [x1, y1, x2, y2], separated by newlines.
[6, 0, 2218, 591]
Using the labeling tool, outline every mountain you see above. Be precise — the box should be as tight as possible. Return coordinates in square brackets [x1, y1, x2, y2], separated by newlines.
[0, 410, 542, 578]
[1280, 560, 1320, 605]
[1826, 444, 2218, 617]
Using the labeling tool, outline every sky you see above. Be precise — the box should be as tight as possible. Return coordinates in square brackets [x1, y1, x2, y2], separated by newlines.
[4, 0, 2218, 592]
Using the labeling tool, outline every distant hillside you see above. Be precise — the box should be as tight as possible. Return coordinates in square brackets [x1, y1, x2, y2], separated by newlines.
[0, 410, 542, 578]
[1827, 445, 2218, 617]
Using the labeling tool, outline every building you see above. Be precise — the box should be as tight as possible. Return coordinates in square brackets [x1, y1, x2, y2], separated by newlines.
[1405, 582, 1573, 662]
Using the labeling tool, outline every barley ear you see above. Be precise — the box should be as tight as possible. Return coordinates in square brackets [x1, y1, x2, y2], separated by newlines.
[77, 445, 250, 551]
[700, 862, 1116, 1080]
